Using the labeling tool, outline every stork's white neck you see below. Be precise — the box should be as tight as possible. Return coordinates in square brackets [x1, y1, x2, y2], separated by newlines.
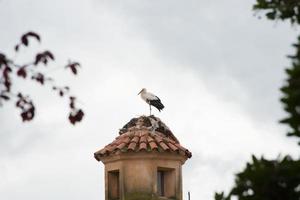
[140, 91, 148, 102]
[139, 90, 158, 103]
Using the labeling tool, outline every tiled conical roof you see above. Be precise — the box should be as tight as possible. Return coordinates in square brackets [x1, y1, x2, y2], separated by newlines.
[94, 116, 192, 161]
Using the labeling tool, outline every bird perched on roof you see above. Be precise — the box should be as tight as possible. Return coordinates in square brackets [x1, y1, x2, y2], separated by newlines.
[138, 88, 164, 115]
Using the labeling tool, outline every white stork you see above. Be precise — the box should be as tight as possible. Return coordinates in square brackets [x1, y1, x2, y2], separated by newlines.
[138, 88, 164, 115]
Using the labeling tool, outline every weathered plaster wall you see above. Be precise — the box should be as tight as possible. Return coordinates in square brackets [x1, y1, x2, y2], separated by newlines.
[102, 152, 186, 200]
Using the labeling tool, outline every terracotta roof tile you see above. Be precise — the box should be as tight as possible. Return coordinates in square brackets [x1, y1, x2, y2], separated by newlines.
[147, 135, 155, 143]
[105, 145, 116, 152]
[167, 142, 179, 152]
[149, 141, 158, 150]
[139, 142, 147, 150]
[159, 142, 170, 151]
[131, 136, 139, 143]
[128, 142, 137, 151]
[140, 135, 147, 143]
[134, 132, 141, 137]
[94, 116, 192, 161]
[154, 134, 163, 143]
[116, 142, 127, 150]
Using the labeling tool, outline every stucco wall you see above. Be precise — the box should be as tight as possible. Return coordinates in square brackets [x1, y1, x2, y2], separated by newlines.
[102, 152, 186, 200]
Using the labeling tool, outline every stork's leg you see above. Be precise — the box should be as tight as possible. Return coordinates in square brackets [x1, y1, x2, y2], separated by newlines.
[149, 104, 152, 116]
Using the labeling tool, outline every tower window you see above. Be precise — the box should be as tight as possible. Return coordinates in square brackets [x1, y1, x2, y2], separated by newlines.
[157, 170, 165, 196]
[108, 170, 120, 200]
[157, 168, 175, 198]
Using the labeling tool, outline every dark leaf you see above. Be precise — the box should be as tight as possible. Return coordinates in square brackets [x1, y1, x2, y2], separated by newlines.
[34, 51, 55, 66]
[44, 51, 54, 60]
[69, 96, 75, 109]
[65, 62, 80, 75]
[0, 53, 7, 68]
[43, 59, 48, 65]
[21, 35, 28, 46]
[17, 67, 27, 78]
[68, 109, 84, 125]
[3, 66, 12, 92]
[0, 94, 10, 100]
[70, 66, 77, 74]
[26, 32, 41, 42]
[31, 73, 45, 85]
[15, 93, 35, 122]
[20, 31, 40, 47]
[14, 45, 19, 52]
[0, 53, 5, 61]
[34, 53, 43, 65]
[4, 79, 11, 92]
[20, 105, 35, 122]
[4, 66, 12, 73]
[15, 100, 22, 108]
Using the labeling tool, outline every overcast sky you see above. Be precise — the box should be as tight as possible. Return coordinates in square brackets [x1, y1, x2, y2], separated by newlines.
[0, 0, 299, 199]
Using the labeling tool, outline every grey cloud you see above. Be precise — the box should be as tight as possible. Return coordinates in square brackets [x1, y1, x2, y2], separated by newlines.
[0, 1, 299, 200]
[102, 0, 298, 125]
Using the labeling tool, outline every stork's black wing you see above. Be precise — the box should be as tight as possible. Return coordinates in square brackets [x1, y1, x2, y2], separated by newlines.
[149, 96, 164, 112]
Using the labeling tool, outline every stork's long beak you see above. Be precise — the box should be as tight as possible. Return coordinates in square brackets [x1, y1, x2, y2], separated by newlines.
[138, 89, 143, 95]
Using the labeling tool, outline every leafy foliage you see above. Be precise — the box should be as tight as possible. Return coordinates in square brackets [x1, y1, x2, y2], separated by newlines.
[215, 156, 300, 200]
[0, 31, 84, 124]
[254, 0, 300, 143]
[254, 0, 300, 24]
[280, 37, 300, 142]
[214, 1, 300, 200]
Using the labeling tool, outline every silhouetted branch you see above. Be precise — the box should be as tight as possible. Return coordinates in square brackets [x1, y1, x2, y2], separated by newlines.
[0, 31, 84, 124]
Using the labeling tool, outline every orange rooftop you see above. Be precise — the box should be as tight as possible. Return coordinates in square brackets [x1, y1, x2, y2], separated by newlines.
[94, 115, 192, 200]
